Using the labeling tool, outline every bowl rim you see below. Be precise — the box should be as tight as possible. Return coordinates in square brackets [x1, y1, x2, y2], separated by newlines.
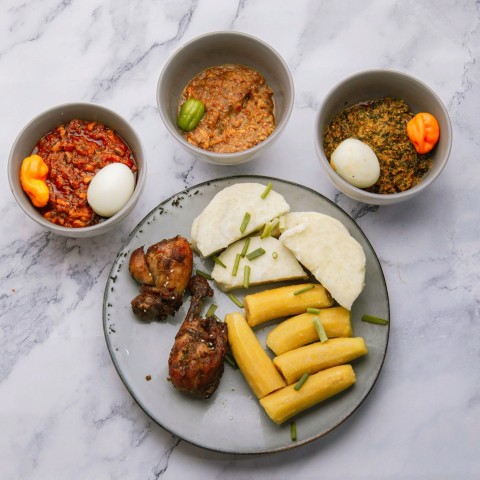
[315, 68, 453, 201]
[7, 101, 146, 234]
[156, 30, 295, 161]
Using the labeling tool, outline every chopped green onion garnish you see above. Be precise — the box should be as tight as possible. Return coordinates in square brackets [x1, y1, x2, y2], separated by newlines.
[278, 215, 287, 233]
[246, 247, 266, 261]
[272, 251, 278, 259]
[240, 237, 251, 257]
[293, 285, 315, 295]
[243, 265, 251, 289]
[228, 293, 244, 308]
[290, 421, 297, 441]
[196, 269, 212, 280]
[261, 182, 273, 199]
[232, 253, 242, 276]
[224, 352, 238, 369]
[205, 303, 218, 317]
[261, 223, 272, 239]
[240, 212, 251, 233]
[260, 218, 279, 239]
[307, 307, 321, 314]
[294, 372, 310, 391]
[211, 255, 226, 268]
[362, 314, 389, 325]
[313, 316, 328, 343]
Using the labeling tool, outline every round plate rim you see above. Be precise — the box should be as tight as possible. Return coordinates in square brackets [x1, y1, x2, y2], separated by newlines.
[103, 174, 390, 455]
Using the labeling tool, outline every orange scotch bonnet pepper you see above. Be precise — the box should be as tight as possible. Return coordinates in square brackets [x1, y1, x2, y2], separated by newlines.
[406, 112, 440, 154]
[20, 154, 50, 207]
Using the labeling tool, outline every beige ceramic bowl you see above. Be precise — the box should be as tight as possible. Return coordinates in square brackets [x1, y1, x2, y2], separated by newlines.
[8, 103, 146, 237]
[315, 69, 452, 205]
[157, 31, 294, 165]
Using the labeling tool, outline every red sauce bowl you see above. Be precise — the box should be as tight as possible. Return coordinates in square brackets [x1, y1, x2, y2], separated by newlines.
[8, 103, 146, 237]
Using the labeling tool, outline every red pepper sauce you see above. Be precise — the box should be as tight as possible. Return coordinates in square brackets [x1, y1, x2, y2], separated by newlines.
[34, 119, 137, 228]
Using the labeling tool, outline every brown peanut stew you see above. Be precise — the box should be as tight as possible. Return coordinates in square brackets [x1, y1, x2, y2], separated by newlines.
[179, 64, 275, 153]
[323, 98, 433, 194]
[34, 119, 136, 228]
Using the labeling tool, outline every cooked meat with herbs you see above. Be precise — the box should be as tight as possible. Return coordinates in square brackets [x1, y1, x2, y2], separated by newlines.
[129, 236, 193, 321]
[323, 98, 433, 194]
[168, 275, 228, 399]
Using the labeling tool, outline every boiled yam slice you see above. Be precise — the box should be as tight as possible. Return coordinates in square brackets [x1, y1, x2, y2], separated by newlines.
[212, 236, 307, 291]
[191, 183, 290, 257]
[279, 213, 366, 310]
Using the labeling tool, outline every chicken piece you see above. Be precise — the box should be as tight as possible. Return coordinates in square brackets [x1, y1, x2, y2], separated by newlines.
[129, 236, 193, 321]
[168, 275, 228, 398]
[129, 247, 154, 285]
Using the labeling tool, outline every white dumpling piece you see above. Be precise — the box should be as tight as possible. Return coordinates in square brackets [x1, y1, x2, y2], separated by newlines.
[87, 163, 135, 217]
[279, 214, 366, 310]
[330, 138, 380, 188]
[191, 183, 290, 257]
[211, 236, 307, 291]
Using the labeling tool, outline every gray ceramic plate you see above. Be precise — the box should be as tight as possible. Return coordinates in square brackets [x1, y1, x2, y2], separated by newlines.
[103, 176, 389, 454]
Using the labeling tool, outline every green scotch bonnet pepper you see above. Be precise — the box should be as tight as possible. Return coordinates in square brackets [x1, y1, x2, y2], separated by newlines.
[177, 98, 205, 131]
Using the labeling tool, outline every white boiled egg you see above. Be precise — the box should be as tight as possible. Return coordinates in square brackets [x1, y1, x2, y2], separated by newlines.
[87, 163, 135, 217]
[330, 138, 380, 188]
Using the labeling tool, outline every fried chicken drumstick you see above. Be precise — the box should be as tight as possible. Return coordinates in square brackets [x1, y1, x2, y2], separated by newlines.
[129, 236, 193, 321]
[168, 275, 228, 398]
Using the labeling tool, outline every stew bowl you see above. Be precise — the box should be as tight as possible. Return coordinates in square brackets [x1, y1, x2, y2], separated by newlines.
[157, 31, 294, 166]
[8, 102, 146, 237]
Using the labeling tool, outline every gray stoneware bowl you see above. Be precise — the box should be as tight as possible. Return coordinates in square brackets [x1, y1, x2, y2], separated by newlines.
[8, 103, 146, 237]
[157, 31, 294, 165]
[315, 70, 452, 205]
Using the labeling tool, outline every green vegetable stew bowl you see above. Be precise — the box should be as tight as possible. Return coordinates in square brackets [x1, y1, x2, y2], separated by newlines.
[156, 31, 294, 166]
[314, 69, 452, 205]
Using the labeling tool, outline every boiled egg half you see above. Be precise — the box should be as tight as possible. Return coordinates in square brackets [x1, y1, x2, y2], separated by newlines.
[330, 138, 380, 188]
[87, 163, 135, 217]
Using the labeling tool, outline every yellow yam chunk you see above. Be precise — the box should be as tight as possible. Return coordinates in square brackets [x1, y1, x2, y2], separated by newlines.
[259, 364, 356, 424]
[266, 307, 352, 356]
[225, 312, 286, 399]
[273, 337, 368, 384]
[244, 284, 333, 327]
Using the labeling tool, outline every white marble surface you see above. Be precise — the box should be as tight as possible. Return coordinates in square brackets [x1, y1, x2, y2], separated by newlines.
[1, 0, 479, 478]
